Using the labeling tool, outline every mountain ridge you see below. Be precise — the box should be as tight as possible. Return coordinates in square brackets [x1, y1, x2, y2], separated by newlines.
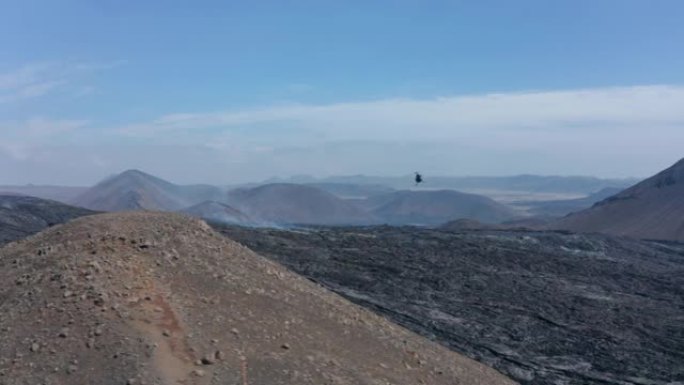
[552, 158, 684, 241]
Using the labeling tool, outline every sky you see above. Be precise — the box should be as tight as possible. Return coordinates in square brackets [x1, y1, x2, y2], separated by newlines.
[1, 0, 684, 185]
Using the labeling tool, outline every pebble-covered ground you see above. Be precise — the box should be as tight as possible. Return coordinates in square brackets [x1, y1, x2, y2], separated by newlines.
[0, 212, 516, 385]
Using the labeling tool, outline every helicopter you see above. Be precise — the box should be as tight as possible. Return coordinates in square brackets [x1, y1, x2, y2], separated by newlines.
[414, 172, 424, 186]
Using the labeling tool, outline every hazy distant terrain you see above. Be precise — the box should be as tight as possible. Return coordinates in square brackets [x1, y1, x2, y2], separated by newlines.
[0, 185, 88, 203]
[270, 174, 637, 195]
[554, 158, 684, 241]
[180, 201, 254, 225]
[306, 182, 395, 198]
[72, 170, 225, 212]
[227, 183, 377, 225]
[513, 187, 623, 217]
[2, 169, 643, 227]
[219, 224, 684, 385]
[367, 190, 519, 225]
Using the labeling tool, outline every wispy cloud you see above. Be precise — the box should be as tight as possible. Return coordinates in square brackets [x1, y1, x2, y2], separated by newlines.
[3, 85, 683, 182]
[0, 60, 124, 104]
[117, 85, 684, 142]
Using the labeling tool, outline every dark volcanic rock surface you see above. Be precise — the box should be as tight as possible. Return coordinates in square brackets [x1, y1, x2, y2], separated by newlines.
[215, 224, 684, 385]
[0, 195, 96, 245]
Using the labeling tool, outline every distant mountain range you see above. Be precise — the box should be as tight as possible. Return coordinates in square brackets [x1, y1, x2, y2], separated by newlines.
[267, 174, 637, 195]
[2, 158, 683, 239]
[8, 163, 683, 236]
[42, 170, 528, 226]
[552, 158, 684, 241]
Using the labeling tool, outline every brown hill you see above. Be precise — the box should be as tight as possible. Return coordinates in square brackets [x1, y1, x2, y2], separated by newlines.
[0, 212, 513, 385]
[553, 158, 684, 241]
[228, 183, 376, 225]
[72, 170, 224, 212]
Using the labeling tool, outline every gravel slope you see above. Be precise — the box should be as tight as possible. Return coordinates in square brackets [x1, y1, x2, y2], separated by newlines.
[0, 212, 515, 385]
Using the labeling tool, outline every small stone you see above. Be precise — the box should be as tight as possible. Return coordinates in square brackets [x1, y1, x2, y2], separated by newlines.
[66, 364, 78, 374]
[30, 343, 40, 352]
[201, 355, 215, 365]
[230, 328, 239, 335]
[214, 350, 224, 360]
[162, 330, 171, 337]
[63, 290, 73, 298]
[126, 379, 137, 385]
[281, 343, 290, 350]
[58, 328, 69, 338]
[192, 369, 205, 377]
[94, 326, 103, 336]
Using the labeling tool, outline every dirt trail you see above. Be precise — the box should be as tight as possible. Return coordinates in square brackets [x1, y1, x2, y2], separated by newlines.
[126, 260, 208, 385]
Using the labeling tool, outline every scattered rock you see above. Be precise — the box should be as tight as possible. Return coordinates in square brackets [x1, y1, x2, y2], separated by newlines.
[201, 355, 215, 365]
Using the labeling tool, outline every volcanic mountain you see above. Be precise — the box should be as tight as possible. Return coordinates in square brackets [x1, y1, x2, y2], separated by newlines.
[553, 158, 684, 241]
[73, 170, 224, 212]
[228, 183, 377, 225]
[0, 212, 514, 385]
[0, 195, 95, 245]
[180, 201, 253, 225]
[369, 190, 518, 225]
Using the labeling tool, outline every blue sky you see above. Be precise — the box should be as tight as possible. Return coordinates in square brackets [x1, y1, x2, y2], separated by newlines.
[1, 0, 684, 184]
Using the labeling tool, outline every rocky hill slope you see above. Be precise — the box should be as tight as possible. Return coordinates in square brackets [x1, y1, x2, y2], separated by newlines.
[0, 195, 95, 245]
[218, 224, 684, 385]
[553, 158, 684, 241]
[0, 212, 514, 385]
